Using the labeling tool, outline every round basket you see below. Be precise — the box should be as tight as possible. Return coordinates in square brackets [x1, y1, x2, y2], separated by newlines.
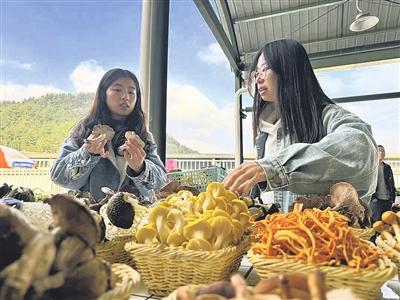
[97, 198, 148, 267]
[98, 263, 141, 300]
[124, 236, 250, 296]
[350, 227, 375, 241]
[247, 249, 397, 300]
[376, 235, 400, 277]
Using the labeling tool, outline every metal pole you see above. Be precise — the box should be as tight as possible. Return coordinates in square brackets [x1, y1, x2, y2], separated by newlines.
[234, 73, 245, 167]
[139, 0, 152, 126]
[146, 0, 169, 164]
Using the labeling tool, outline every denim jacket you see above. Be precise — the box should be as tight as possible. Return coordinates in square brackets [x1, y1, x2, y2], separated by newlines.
[50, 133, 167, 201]
[255, 104, 378, 210]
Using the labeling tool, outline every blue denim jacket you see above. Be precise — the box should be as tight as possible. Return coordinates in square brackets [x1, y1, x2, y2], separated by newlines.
[50, 132, 167, 201]
[255, 104, 378, 211]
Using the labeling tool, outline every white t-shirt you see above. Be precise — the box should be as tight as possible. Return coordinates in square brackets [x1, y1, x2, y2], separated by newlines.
[259, 119, 281, 204]
[107, 144, 128, 189]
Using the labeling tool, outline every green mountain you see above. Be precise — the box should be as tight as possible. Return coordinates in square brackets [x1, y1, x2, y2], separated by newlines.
[0, 93, 198, 155]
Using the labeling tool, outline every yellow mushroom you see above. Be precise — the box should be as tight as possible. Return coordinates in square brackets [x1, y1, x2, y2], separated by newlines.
[209, 216, 234, 250]
[183, 219, 212, 241]
[167, 208, 186, 234]
[202, 192, 217, 211]
[166, 232, 186, 247]
[224, 190, 239, 202]
[237, 212, 251, 228]
[206, 182, 226, 198]
[231, 199, 249, 219]
[382, 211, 400, 242]
[214, 196, 228, 211]
[232, 219, 244, 243]
[149, 206, 171, 244]
[186, 238, 213, 251]
[373, 221, 397, 246]
[136, 224, 158, 244]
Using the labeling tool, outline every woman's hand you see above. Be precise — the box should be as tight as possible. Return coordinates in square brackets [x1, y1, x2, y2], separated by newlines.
[84, 133, 110, 158]
[123, 136, 146, 174]
[223, 162, 266, 196]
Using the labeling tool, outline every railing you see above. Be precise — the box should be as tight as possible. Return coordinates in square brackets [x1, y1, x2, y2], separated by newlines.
[1, 156, 399, 194]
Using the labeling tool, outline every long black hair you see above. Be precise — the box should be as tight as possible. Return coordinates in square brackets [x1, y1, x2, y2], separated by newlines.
[251, 39, 334, 144]
[71, 68, 149, 148]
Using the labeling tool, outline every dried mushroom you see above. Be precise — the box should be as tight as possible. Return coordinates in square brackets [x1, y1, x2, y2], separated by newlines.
[85, 124, 115, 144]
[106, 192, 135, 229]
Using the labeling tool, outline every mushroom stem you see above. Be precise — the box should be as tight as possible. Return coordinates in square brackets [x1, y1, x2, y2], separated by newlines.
[382, 211, 400, 242]
[308, 270, 327, 300]
[373, 221, 397, 246]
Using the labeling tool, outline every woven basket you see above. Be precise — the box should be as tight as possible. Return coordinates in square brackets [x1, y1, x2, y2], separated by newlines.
[376, 236, 400, 277]
[124, 236, 250, 296]
[97, 198, 148, 266]
[98, 263, 141, 300]
[350, 227, 375, 241]
[247, 249, 396, 300]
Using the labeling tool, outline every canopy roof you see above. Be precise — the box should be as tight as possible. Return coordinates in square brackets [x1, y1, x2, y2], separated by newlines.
[196, 0, 400, 71]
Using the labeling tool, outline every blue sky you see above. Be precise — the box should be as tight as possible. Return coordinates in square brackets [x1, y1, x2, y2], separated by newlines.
[1, 0, 399, 154]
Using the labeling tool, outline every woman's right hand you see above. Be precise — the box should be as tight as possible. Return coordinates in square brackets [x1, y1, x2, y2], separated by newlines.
[84, 133, 110, 158]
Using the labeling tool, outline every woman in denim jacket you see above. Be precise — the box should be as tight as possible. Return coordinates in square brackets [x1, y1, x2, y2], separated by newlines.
[51, 68, 167, 201]
[224, 39, 378, 212]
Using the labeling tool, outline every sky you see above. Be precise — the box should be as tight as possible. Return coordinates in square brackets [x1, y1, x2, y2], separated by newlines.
[1, 0, 399, 154]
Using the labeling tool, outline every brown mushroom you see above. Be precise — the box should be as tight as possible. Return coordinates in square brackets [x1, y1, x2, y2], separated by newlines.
[373, 220, 397, 246]
[382, 211, 400, 242]
[307, 270, 327, 300]
[85, 125, 115, 144]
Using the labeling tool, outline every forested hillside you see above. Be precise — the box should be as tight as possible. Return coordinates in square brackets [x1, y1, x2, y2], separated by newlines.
[0, 93, 198, 154]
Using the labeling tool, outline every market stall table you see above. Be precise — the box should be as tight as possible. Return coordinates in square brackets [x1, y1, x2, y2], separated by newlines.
[128, 256, 400, 300]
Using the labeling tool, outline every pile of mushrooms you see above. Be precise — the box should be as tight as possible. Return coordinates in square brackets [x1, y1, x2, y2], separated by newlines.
[174, 271, 358, 300]
[373, 211, 400, 258]
[135, 182, 251, 250]
[0, 194, 113, 300]
[289, 182, 372, 228]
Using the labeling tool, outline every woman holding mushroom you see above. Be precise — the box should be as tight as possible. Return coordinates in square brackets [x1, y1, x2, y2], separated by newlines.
[51, 68, 166, 201]
[223, 39, 379, 212]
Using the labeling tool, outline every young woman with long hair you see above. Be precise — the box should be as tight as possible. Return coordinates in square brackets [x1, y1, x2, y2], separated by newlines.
[224, 39, 378, 212]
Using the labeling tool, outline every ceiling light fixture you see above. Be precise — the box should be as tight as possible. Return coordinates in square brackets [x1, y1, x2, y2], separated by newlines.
[350, 0, 379, 32]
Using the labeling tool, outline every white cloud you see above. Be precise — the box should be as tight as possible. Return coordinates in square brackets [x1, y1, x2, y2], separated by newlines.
[0, 59, 33, 70]
[70, 59, 106, 93]
[167, 82, 239, 153]
[197, 42, 228, 66]
[0, 82, 65, 102]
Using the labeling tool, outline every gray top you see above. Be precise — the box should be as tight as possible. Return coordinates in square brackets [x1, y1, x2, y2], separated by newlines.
[255, 104, 378, 211]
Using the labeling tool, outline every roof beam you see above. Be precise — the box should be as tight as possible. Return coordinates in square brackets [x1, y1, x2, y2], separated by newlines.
[332, 92, 400, 103]
[234, 0, 346, 24]
[193, 0, 241, 72]
[215, 0, 240, 58]
[242, 27, 400, 57]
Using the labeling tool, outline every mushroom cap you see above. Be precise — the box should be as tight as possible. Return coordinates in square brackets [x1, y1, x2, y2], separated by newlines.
[372, 220, 386, 232]
[125, 131, 145, 147]
[136, 225, 158, 244]
[186, 237, 213, 251]
[382, 211, 399, 225]
[45, 194, 101, 248]
[92, 125, 115, 141]
[160, 181, 181, 193]
[183, 219, 212, 241]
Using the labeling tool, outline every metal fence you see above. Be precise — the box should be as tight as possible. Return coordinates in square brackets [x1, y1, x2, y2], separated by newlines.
[1, 156, 399, 194]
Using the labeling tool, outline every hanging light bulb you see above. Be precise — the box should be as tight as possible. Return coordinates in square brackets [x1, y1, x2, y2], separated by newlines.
[350, 0, 379, 32]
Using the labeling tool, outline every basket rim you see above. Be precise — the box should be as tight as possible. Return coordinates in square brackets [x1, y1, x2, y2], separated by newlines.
[125, 235, 250, 259]
[246, 248, 397, 274]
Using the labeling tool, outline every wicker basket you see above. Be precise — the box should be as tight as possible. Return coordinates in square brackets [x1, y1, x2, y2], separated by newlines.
[376, 236, 400, 276]
[350, 227, 375, 241]
[124, 236, 250, 296]
[167, 167, 227, 192]
[97, 197, 148, 267]
[247, 249, 396, 300]
[98, 263, 141, 300]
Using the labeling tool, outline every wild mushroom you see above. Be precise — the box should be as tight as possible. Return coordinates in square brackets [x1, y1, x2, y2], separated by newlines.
[373, 221, 397, 246]
[136, 224, 159, 244]
[185, 237, 213, 251]
[206, 182, 226, 198]
[125, 131, 145, 147]
[209, 216, 233, 250]
[382, 211, 400, 242]
[45, 194, 102, 250]
[183, 219, 212, 242]
[149, 206, 172, 244]
[85, 124, 115, 144]
[328, 182, 366, 227]
[231, 199, 249, 219]
[308, 270, 327, 300]
[167, 208, 186, 234]
[105, 192, 135, 229]
[167, 232, 186, 247]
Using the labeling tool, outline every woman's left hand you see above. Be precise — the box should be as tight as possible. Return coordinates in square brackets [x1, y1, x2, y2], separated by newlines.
[223, 162, 266, 196]
[123, 139, 146, 174]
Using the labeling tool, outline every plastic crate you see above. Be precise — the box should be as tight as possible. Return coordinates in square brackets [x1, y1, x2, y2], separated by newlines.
[166, 166, 228, 192]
